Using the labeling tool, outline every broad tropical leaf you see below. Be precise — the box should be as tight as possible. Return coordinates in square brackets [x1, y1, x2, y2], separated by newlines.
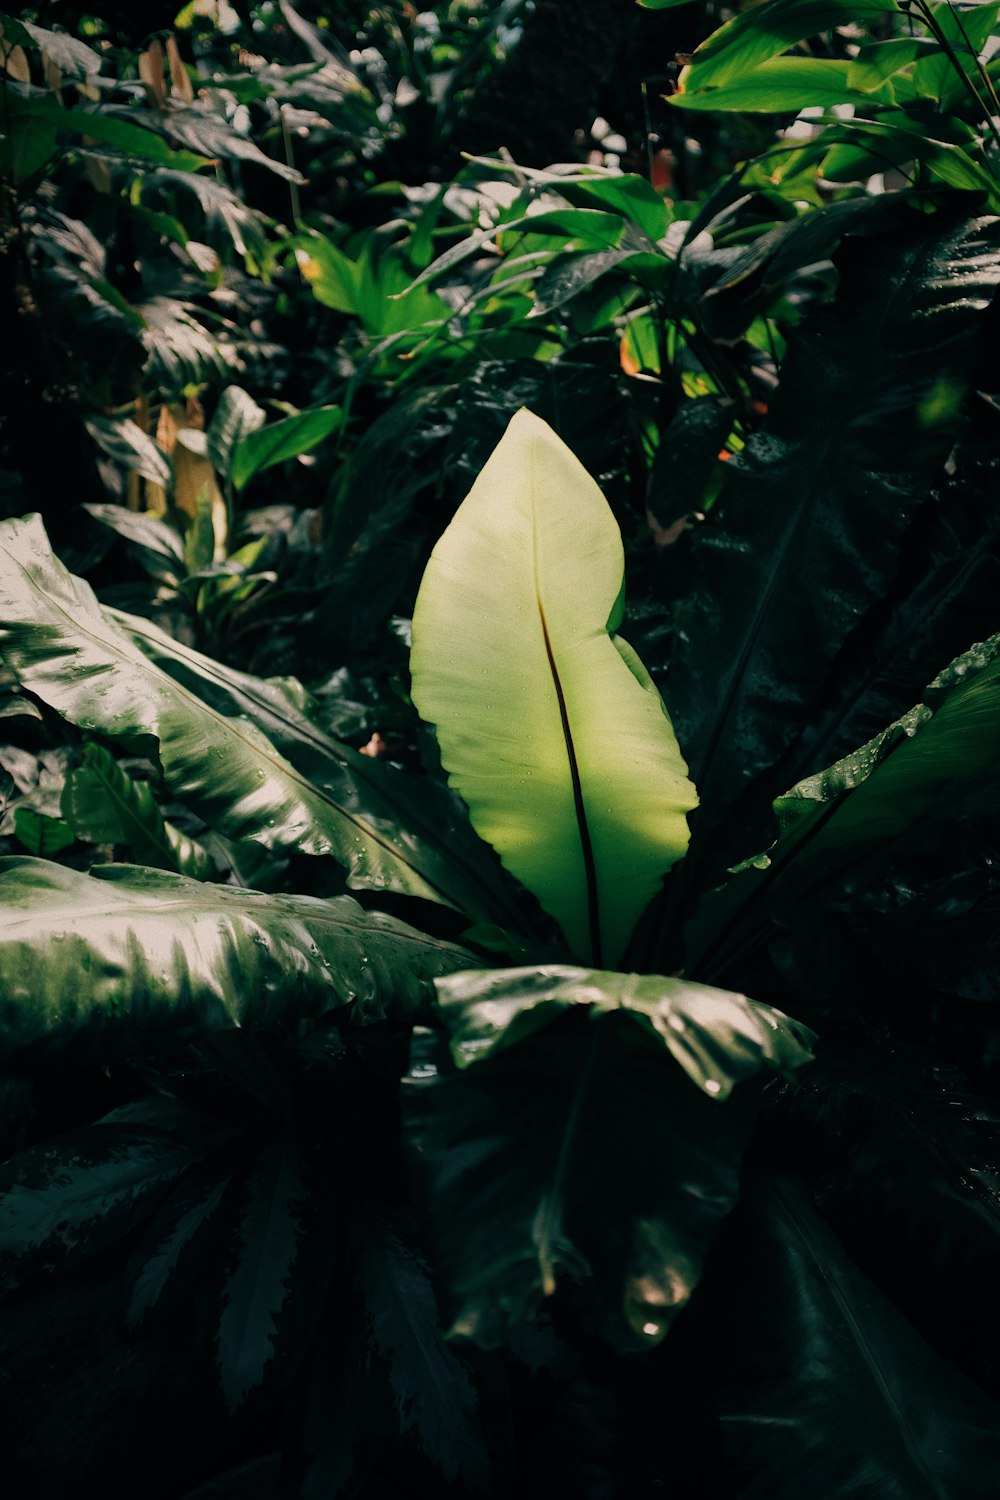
[216, 1136, 310, 1412]
[0, 858, 475, 1064]
[688, 631, 1000, 978]
[0, 515, 505, 913]
[403, 966, 812, 1349]
[62, 743, 217, 879]
[667, 215, 1000, 844]
[410, 410, 698, 966]
[112, 605, 526, 929]
[231, 406, 343, 491]
[693, 1175, 1000, 1498]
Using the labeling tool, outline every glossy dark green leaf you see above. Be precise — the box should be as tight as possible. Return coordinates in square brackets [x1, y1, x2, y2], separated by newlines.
[217, 1136, 309, 1412]
[667, 214, 1000, 837]
[112, 606, 525, 928]
[688, 633, 1000, 976]
[676, 56, 888, 113]
[694, 1175, 1000, 1498]
[0, 515, 497, 911]
[84, 418, 173, 489]
[84, 503, 184, 586]
[353, 1209, 490, 1491]
[231, 406, 342, 491]
[0, 858, 474, 1064]
[0, 1102, 209, 1288]
[206, 386, 266, 480]
[12, 807, 74, 857]
[62, 743, 217, 879]
[680, 0, 902, 91]
[404, 967, 812, 1351]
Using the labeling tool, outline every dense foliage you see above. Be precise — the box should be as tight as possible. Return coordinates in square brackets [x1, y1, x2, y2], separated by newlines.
[3, 1, 1000, 1495]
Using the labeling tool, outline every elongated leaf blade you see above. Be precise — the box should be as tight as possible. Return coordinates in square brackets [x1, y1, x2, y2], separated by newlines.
[0, 514, 484, 910]
[410, 410, 697, 966]
[128, 1173, 229, 1329]
[112, 606, 525, 928]
[62, 742, 217, 879]
[680, 0, 902, 92]
[353, 1209, 490, 1491]
[688, 633, 1000, 977]
[0, 858, 474, 1064]
[216, 1136, 309, 1412]
[231, 406, 343, 490]
[403, 966, 812, 1350]
[0, 1105, 209, 1287]
[694, 1176, 1000, 1498]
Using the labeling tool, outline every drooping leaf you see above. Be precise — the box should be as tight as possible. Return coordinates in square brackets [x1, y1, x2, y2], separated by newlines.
[216, 1136, 310, 1413]
[0, 1102, 211, 1288]
[667, 215, 1000, 843]
[20, 21, 102, 78]
[352, 1208, 490, 1491]
[113, 605, 526, 929]
[231, 406, 343, 491]
[61, 743, 217, 879]
[84, 417, 174, 489]
[84, 503, 185, 586]
[403, 966, 812, 1350]
[692, 1175, 1000, 1498]
[0, 858, 475, 1065]
[0, 514, 502, 912]
[410, 410, 698, 966]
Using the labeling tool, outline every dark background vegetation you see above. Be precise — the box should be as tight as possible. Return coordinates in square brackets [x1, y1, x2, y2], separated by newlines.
[2, 1, 1000, 1495]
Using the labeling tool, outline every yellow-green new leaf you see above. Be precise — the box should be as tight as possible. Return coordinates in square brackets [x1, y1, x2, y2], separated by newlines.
[410, 410, 697, 966]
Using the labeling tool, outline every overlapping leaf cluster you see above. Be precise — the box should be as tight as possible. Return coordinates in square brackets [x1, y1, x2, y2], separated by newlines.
[2, 1, 1000, 1496]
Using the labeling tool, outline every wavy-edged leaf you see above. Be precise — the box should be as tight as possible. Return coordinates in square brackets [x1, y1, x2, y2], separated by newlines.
[667, 215, 1000, 841]
[0, 514, 492, 910]
[353, 1208, 490, 1491]
[216, 1137, 310, 1413]
[232, 406, 342, 491]
[62, 743, 217, 879]
[0, 858, 474, 1065]
[404, 966, 812, 1351]
[410, 409, 698, 966]
[127, 1172, 229, 1329]
[0, 1102, 211, 1288]
[112, 606, 526, 928]
[694, 1175, 1000, 1498]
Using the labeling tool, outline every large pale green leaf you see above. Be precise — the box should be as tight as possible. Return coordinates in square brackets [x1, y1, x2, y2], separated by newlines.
[0, 858, 474, 1064]
[0, 514, 500, 913]
[403, 965, 813, 1350]
[410, 410, 698, 966]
